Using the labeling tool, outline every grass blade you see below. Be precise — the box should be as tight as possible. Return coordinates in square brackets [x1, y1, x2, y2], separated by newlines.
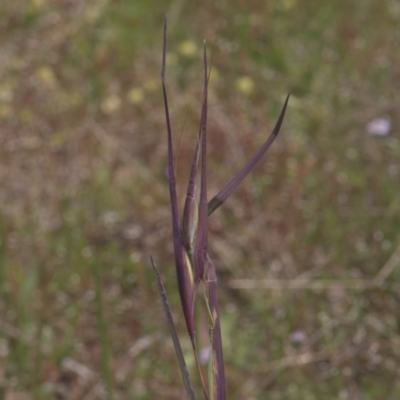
[194, 41, 209, 283]
[162, 16, 195, 340]
[182, 45, 213, 259]
[161, 21, 209, 399]
[208, 93, 290, 215]
[207, 255, 226, 400]
[150, 256, 197, 400]
[182, 131, 201, 256]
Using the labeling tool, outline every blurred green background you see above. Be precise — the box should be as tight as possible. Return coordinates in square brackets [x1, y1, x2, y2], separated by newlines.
[0, 0, 400, 399]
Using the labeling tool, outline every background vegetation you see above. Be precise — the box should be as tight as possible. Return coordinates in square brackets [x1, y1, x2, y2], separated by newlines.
[0, 0, 399, 398]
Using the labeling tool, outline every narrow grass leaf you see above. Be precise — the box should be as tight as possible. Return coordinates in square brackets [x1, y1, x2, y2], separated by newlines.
[182, 47, 214, 258]
[162, 17, 195, 340]
[194, 42, 209, 283]
[181, 94, 214, 400]
[182, 134, 200, 256]
[150, 256, 197, 400]
[208, 93, 290, 215]
[207, 255, 226, 400]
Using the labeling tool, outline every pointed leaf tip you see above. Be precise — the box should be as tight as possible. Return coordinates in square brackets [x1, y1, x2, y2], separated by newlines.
[208, 92, 290, 216]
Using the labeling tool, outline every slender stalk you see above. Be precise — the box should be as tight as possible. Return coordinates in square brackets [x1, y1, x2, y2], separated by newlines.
[151, 256, 197, 400]
[207, 256, 225, 400]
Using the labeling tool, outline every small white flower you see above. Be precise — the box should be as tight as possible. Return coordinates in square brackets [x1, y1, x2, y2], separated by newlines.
[366, 118, 391, 136]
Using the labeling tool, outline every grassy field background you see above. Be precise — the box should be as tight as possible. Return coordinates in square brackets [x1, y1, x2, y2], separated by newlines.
[1, 0, 400, 399]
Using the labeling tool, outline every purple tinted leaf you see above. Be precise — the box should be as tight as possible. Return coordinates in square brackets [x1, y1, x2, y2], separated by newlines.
[194, 41, 209, 283]
[208, 93, 290, 216]
[150, 256, 197, 400]
[207, 255, 226, 400]
[161, 17, 195, 340]
[181, 132, 201, 255]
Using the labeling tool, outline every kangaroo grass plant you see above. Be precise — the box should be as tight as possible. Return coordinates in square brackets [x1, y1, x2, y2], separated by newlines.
[151, 17, 290, 400]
